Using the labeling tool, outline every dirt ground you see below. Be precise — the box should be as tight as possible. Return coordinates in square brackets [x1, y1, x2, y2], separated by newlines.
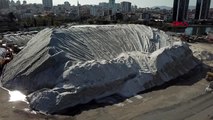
[0, 43, 212, 120]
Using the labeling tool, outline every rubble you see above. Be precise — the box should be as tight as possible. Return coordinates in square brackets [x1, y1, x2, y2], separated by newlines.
[1, 31, 38, 53]
[206, 72, 213, 81]
[209, 82, 213, 89]
[206, 81, 213, 92]
[0, 46, 13, 67]
[0, 25, 200, 114]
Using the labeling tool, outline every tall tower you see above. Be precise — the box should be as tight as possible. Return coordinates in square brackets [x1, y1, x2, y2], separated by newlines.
[173, 0, 189, 22]
[109, 0, 115, 8]
[42, 0, 53, 11]
[121, 2, 131, 13]
[0, 0, 10, 9]
[195, 0, 211, 20]
[109, 0, 115, 14]
[77, 0, 80, 17]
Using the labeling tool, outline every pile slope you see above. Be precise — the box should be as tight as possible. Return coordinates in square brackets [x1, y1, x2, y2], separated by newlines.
[0, 25, 199, 114]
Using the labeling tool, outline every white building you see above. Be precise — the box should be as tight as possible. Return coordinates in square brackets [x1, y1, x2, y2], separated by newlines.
[115, 3, 121, 12]
[99, 2, 108, 9]
[0, 0, 9, 9]
[121, 1, 131, 13]
[42, 0, 53, 10]
[109, 0, 115, 8]
[90, 5, 104, 17]
[109, 0, 116, 15]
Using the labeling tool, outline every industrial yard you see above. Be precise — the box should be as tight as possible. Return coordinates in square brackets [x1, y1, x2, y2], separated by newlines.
[0, 42, 212, 120]
[0, 0, 213, 119]
[0, 25, 212, 120]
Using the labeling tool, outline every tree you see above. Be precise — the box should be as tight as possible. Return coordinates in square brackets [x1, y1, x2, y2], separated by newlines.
[33, 18, 37, 27]
[154, 7, 160, 10]
[7, 12, 16, 22]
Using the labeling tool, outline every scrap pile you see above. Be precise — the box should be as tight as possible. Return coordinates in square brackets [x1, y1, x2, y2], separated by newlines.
[0, 31, 37, 68]
[206, 70, 213, 92]
[1, 31, 38, 52]
[180, 32, 213, 43]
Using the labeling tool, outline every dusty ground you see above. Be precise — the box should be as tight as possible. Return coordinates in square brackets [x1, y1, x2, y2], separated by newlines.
[0, 43, 212, 120]
[0, 88, 72, 120]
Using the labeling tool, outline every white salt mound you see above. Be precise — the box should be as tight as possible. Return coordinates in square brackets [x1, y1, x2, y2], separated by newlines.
[0, 24, 199, 114]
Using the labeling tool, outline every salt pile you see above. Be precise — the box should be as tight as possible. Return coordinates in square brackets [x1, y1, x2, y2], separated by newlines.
[0, 24, 199, 114]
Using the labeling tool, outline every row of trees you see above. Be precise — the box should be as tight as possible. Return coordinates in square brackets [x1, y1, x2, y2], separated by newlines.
[3, 12, 175, 32]
[18, 15, 66, 28]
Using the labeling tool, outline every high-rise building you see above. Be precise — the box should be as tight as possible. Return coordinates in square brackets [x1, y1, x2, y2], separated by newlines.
[121, 1, 131, 13]
[172, 0, 189, 22]
[99, 2, 109, 9]
[195, 0, 211, 20]
[109, 0, 116, 14]
[90, 5, 104, 17]
[77, 0, 80, 17]
[109, 0, 115, 8]
[42, 0, 53, 10]
[0, 0, 9, 9]
[115, 3, 121, 12]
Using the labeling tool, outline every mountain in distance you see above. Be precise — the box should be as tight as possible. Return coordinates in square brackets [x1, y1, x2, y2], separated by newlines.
[152, 6, 196, 10]
[152, 6, 172, 10]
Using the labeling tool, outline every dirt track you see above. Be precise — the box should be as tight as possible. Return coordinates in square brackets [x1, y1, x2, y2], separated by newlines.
[132, 93, 213, 120]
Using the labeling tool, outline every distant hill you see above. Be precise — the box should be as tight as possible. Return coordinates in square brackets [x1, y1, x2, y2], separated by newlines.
[152, 6, 196, 10]
[152, 6, 172, 10]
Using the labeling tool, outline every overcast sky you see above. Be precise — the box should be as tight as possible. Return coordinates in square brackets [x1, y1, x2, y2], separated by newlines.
[14, 0, 213, 8]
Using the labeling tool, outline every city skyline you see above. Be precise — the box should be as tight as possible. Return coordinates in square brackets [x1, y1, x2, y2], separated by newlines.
[10, 0, 213, 8]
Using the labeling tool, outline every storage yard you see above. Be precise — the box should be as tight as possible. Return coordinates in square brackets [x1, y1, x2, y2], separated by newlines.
[0, 25, 212, 120]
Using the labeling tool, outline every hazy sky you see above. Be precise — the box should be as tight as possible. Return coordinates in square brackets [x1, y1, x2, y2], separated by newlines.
[14, 0, 213, 8]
